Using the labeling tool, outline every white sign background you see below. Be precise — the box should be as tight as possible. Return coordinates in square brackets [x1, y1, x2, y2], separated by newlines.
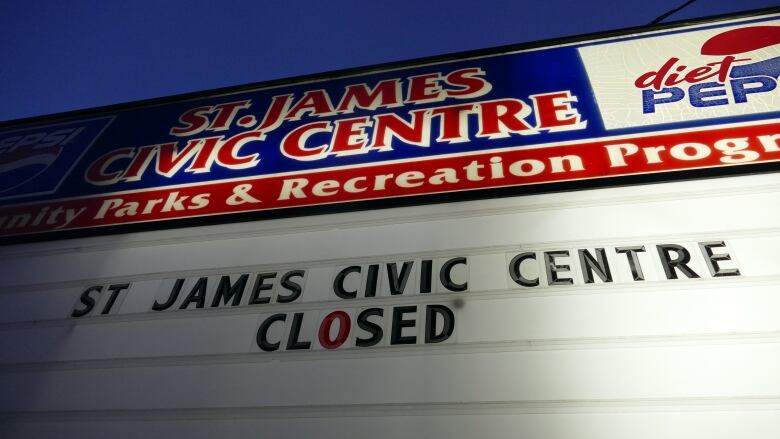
[1, 169, 780, 438]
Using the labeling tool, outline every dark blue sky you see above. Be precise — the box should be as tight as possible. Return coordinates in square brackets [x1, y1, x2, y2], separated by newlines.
[0, 0, 776, 122]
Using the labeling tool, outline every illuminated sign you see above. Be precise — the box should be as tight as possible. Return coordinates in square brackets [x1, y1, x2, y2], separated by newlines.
[70, 240, 740, 352]
[0, 11, 777, 241]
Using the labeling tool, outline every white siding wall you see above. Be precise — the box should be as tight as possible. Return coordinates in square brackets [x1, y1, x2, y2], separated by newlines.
[1, 173, 779, 438]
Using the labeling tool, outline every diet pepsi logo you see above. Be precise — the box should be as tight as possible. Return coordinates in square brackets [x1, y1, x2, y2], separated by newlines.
[0, 117, 113, 200]
[637, 25, 780, 114]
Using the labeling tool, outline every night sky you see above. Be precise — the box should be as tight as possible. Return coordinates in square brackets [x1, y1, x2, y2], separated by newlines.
[0, 0, 776, 121]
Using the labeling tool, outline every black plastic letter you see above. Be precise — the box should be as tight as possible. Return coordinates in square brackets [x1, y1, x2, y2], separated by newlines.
[333, 266, 360, 299]
[257, 313, 287, 351]
[615, 246, 646, 281]
[278, 270, 305, 303]
[509, 252, 539, 287]
[356, 308, 384, 347]
[657, 244, 700, 279]
[387, 261, 413, 295]
[364, 264, 379, 298]
[211, 274, 248, 307]
[425, 304, 454, 344]
[152, 279, 184, 311]
[71, 286, 102, 318]
[249, 272, 276, 305]
[544, 251, 573, 285]
[102, 283, 130, 315]
[578, 248, 613, 284]
[699, 241, 740, 277]
[419, 260, 433, 294]
[179, 277, 208, 309]
[286, 312, 312, 350]
[440, 257, 468, 292]
[390, 306, 417, 345]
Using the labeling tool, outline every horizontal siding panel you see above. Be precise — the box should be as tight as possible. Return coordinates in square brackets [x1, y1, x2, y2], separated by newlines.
[1, 343, 779, 411]
[1, 174, 779, 287]
[1, 282, 780, 365]
[3, 409, 780, 439]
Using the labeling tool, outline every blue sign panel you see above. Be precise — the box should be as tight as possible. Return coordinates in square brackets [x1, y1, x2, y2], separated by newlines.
[0, 10, 778, 241]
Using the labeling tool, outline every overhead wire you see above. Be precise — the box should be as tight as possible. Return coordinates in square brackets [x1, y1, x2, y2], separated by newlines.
[649, 0, 700, 25]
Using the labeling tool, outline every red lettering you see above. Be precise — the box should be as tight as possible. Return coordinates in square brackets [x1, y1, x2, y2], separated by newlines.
[371, 109, 431, 150]
[215, 131, 263, 169]
[170, 106, 212, 137]
[85, 148, 135, 185]
[185, 136, 221, 173]
[635, 58, 679, 91]
[664, 65, 689, 87]
[330, 117, 372, 155]
[336, 80, 401, 113]
[431, 104, 474, 143]
[121, 145, 157, 181]
[684, 65, 716, 83]
[531, 92, 583, 131]
[445, 68, 491, 98]
[281, 121, 333, 160]
[406, 73, 443, 103]
[155, 141, 202, 177]
[318, 310, 351, 349]
[477, 99, 534, 138]
[712, 56, 749, 82]
[256, 94, 293, 132]
[285, 90, 336, 120]
[208, 100, 251, 131]
[635, 56, 749, 90]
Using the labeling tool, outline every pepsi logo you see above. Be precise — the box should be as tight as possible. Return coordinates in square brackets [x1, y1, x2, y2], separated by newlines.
[0, 128, 83, 193]
[0, 117, 114, 200]
[635, 25, 780, 114]
[707, 26, 780, 80]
